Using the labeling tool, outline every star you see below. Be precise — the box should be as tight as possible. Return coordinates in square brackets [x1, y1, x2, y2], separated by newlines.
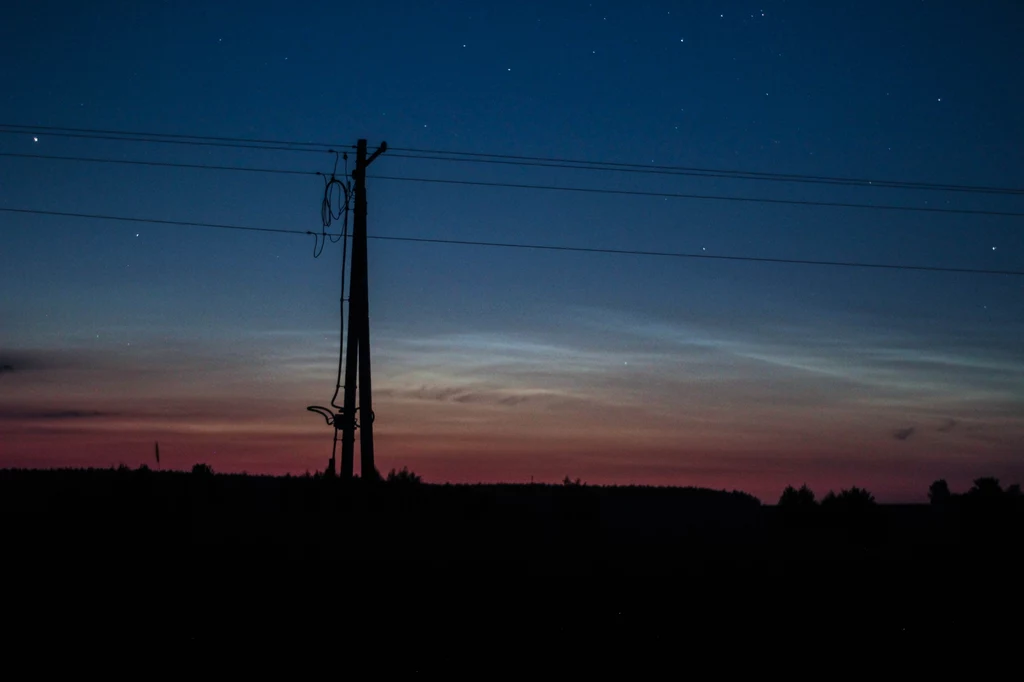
[32, 137, 38, 142]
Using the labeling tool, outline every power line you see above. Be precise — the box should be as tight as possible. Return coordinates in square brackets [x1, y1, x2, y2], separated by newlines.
[4, 122, 1021, 196]
[368, 235, 1024, 276]
[3, 206, 1022, 277]
[370, 175, 1024, 219]
[0, 123, 352, 151]
[387, 146, 1024, 195]
[385, 151, 1024, 197]
[4, 151, 1020, 219]
[0, 126, 341, 155]
[0, 207, 310, 236]
[0, 151, 318, 177]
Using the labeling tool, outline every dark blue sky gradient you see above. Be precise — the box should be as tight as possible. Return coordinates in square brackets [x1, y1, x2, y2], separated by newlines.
[2, 1, 1023, 501]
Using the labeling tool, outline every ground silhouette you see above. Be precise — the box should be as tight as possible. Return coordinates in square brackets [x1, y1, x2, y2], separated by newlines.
[2, 466, 1021, 647]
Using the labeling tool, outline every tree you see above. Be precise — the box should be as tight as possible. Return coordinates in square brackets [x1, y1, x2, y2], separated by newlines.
[386, 466, 422, 486]
[778, 484, 817, 509]
[822, 486, 876, 511]
[967, 477, 1002, 499]
[928, 479, 952, 505]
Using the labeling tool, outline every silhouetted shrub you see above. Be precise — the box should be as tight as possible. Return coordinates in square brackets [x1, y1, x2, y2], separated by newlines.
[929, 479, 952, 505]
[778, 484, 817, 509]
[562, 476, 584, 487]
[821, 486, 876, 512]
[820, 487, 881, 543]
[967, 477, 1002, 499]
[964, 476, 1020, 517]
[192, 463, 214, 477]
[386, 466, 422, 485]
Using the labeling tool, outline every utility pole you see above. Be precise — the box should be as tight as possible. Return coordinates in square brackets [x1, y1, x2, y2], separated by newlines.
[340, 139, 386, 480]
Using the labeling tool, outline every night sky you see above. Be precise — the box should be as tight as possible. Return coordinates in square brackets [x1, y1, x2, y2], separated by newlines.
[2, 1, 1023, 502]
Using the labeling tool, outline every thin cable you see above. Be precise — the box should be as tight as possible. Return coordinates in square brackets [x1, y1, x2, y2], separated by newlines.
[366, 234, 1024, 276]
[3, 122, 1020, 196]
[313, 152, 351, 256]
[385, 152, 1024, 196]
[0, 151, 318, 176]
[2, 151, 1019, 219]
[0, 207, 312, 236]
[388, 146, 1024, 196]
[370, 175, 1024, 218]
[3, 206, 1022, 277]
[331, 198, 351, 410]
[327, 155, 352, 409]
[0, 123, 352, 151]
[0, 128, 336, 154]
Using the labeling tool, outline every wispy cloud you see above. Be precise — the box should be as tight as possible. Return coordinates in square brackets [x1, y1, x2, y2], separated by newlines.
[378, 383, 580, 408]
[893, 427, 916, 441]
[0, 408, 114, 421]
[571, 305, 1024, 404]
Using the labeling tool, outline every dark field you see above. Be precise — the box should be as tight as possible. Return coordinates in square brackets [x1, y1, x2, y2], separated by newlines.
[2, 467, 1021, 650]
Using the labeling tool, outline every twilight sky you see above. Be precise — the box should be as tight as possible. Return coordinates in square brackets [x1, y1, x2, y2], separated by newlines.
[1, 0, 1023, 501]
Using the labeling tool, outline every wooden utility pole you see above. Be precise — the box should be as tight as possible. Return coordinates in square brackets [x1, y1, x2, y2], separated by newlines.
[340, 139, 386, 480]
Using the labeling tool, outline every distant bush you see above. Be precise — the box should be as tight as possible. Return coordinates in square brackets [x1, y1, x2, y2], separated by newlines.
[821, 486, 876, 512]
[562, 476, 585, 487]
[192, 463, 214, 477]
[928, 479, 952, 505]
[778, 484, 816, 509]
[386, 466, 422, 485]
[963, 477, 1024, 515]
[967, 477, 1003, 499]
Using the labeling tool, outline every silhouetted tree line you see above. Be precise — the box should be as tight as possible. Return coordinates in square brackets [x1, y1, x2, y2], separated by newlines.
[3, 464, 1023, 577]
[778, 483, 878, 511]
[927, 476, 1022, 507]
[926, 477, 1024, 542]
[778, 477, 1022, 512]
[775, 477, 1024, 548]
